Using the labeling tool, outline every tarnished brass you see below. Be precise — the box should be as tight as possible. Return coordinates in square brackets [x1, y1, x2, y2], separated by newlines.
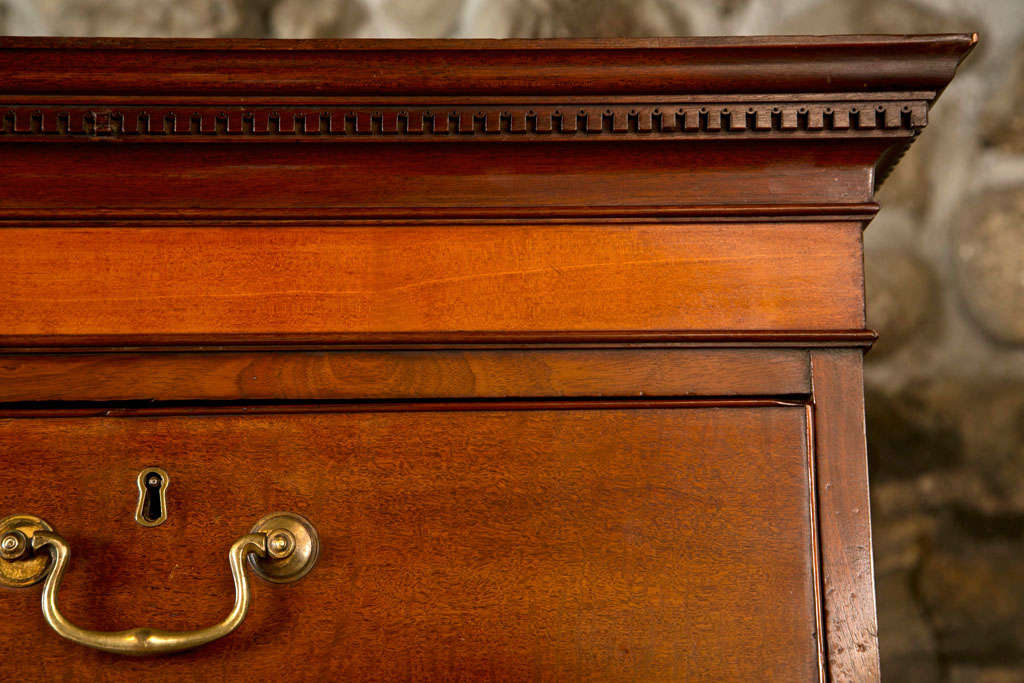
[0, 514, 53, 587]
[3, 512, 319, 655]
[134, 466, 169, 527]
[0, 529, 28, 560]
[248, 511, 320, 584]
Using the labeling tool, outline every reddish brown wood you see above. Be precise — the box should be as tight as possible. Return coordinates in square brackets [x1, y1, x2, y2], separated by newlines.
[810, 350, 880, 681]
[0, 329, 879, 352]
[0, 35, 976, 96]
[0, 398, 799, 419]
[0, 223, 864, 338]
[0, 404, 819, 680]
[0, 102, 927, 142]
[0, 348, 810, 402]
[0, 142, 886, 216]
[0, 203, 882, 227]
[0, 36, 974, 680]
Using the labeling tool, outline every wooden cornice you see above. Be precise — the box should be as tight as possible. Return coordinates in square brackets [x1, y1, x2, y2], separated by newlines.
[0, 97, 931, 142]
[0, 35, 975, 145]
[0, 330, 879, 353]
[0, 36, 975, 216]
[0, 35, 977, 96]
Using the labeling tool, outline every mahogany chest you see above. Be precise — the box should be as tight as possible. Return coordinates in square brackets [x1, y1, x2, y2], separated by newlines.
[0, 35, 974, 680]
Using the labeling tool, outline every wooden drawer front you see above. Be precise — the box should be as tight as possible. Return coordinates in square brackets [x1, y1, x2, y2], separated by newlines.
[0, 222, 863, 340]
[0, 404, 819, 680]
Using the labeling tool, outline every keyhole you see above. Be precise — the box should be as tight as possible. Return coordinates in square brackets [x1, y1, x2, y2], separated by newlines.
[145, 473, 163, 520]
[135, 467, 169, 527]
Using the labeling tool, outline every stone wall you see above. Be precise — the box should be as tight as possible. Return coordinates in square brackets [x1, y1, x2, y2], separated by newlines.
[2, 1, 1021, 679]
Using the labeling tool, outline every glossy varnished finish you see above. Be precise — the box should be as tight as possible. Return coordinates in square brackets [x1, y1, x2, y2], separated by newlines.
[0, 142, 886, 217]
[810, 350, 880, 680]
[0, 348, 811, 402]
[0, 36, 976, 680]
[0, 35, 975, 95]
[0, 223, 864, 337]
[0, 404, 819, 680]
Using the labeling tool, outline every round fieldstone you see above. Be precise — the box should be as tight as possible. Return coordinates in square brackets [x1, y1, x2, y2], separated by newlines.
[381, 0, 464, 38]
[950, 666, 1024, 683]
[955, 187, 1024, 344]
[779, 0, 982, 66]
[865, 248, 938, 357]
[917, 528, 1024, 663]
[876, 571, 940, 682]
[272, 0, 368, 39]
[462, 0, 690, 39]
[876, 138, 931, 214]
[982, 40, 1024, 153]
[27, 0, 242, 37]
[868, 380, 1024, 509]
[956, 381, 1024, 512]
[865, 383, 962, 481]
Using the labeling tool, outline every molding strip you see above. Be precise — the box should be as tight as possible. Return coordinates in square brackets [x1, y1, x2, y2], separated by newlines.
[0, 330, 879, 353]
[0, 100, 927, 141]
[0, 203, 881, 225]
[0, 35, 978, 97]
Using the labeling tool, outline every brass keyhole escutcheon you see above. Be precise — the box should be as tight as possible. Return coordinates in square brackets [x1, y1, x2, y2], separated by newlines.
[135, 467, 169, 527]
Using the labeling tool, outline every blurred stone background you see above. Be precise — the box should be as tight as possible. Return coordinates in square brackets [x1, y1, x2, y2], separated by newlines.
[1, 0, 1021, 680]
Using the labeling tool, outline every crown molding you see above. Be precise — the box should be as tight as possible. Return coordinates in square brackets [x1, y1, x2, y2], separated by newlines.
[0, 35, 977, 97]
[0, 330, 879, 353]
[0, 203, 880, 225]
[0, 98, 928, 142]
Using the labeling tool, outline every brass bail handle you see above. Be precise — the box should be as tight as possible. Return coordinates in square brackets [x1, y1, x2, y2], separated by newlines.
[0, 512, 319, 656]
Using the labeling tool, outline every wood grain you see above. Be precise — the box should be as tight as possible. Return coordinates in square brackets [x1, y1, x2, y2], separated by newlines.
[810, 350, 880, 681]
[0, 404, 820, 680]
[0, 348, 810, 402]
[0, 222, 864, 338]
[0, 329, 880, 351]
[0, 35, 976, 96]
[0, 35, 971, 679]
[0, 141, 882, 216]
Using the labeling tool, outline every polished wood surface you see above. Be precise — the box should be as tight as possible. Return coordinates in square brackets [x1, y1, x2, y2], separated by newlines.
[0, 404, 819, 680]
[0, 35, 975, 95]
[0, 223, 863, 338]
[0, 35, 975, 680]
[0, 142, 885, 218]
[0, 348, 810, 402]
[811, 350, 880, 680]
